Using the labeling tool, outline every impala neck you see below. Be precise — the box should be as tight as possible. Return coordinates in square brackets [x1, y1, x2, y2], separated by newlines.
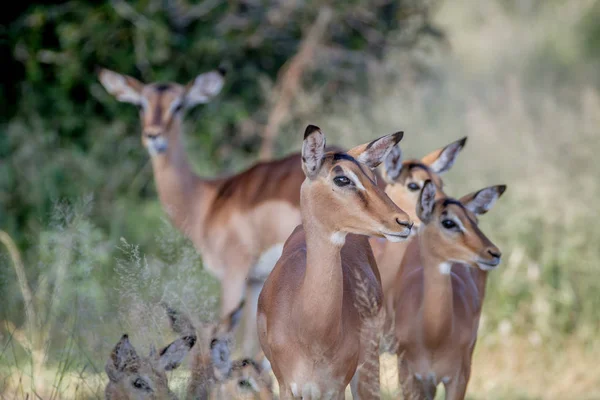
[299, 215, 344, 338]
[418, 230, 455, 348]
[149, 120, 211, 240]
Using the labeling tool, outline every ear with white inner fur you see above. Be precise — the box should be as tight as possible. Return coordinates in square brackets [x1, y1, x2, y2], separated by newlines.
[184, 70, 225, 108]
[459, 185, 506, 215]
[417, 180, 437, 223]
[157, 335, 196, 371]
[98, 69, 143, 105]
[347, 131, 404, 170]
[383, 145, 403, 182]
[421, 136, 467, 174]
[301, 125, 326, 179]
[105, 334, 139, 382]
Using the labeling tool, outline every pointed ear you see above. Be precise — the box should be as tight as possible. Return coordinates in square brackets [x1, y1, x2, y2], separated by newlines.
[417, 180, 437, 223]
[421, 137, 467, 174]
[184, 69, 225, 108]
[162, 302, 196, 335]
[383, 145, 403, 182]
[460, 185, 506, 215]
[98, 68, 144, 105]
[157, 335, 196, 371]
[301, 125, 326, 179]
[105, 334, 140, 382]
[347, 131, 404, 170]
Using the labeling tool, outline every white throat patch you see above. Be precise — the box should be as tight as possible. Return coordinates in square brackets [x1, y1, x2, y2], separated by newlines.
[438, 262, 452, 275]
[330, 232, 347, 246]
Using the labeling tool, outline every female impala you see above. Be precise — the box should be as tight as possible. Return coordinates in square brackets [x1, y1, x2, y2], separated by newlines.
[104, 333, 195, 400]
[373, 136, 467, 296]
[390, 180, 506, 400]
[257, 125, 412, 399]
[98, 68, 307, 356]
[369, 138, 467, 351]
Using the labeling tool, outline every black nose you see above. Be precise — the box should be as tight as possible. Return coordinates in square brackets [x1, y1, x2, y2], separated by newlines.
[145, 133, 160, 139]
[488, 249, 501, 259]
[396, 218, 413, 229]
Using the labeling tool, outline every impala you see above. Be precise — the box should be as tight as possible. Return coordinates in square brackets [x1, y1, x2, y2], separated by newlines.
[98, 68, 308, 356]
[257, 125, 412, 399]
[389, 180, 506, 400]
[104, 333, 195, 400]
[369, 137, 467, 351]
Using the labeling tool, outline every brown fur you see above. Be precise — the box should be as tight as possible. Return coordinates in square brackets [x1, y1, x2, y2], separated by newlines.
[257, 127, 412, 399]
[389, 182, 505, 400]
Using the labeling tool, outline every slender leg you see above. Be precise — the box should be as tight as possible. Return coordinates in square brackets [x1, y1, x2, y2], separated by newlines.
[242, 279, 264, 356]
[443, 371, 468, 400]
[397, 352, 424, 400]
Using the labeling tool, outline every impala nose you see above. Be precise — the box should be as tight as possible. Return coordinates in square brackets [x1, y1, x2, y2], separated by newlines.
[395, 217, 413, 237]
[486, 248, 502, 264]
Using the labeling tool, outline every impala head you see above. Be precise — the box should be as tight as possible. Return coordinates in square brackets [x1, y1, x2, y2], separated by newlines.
[98, 67, 225, 156]
[300, 125, 412, 243]
[417, 180, 506, 272]
[104, 333, 195, 400]
[383, 137, 467, 227]
[163, 300, 244, 383]
[218, 356, 274, 399]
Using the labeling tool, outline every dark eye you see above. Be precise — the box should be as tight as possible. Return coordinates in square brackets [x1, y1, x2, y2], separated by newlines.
[132, 378, 150, 391]
[441, 219, 458, 230]
[210, 338, 218, 349]
[238, 380, 252, 389]
[407, 182, 420, 192]
[136, 103, 144, 112]
[333, 176, 352, 187]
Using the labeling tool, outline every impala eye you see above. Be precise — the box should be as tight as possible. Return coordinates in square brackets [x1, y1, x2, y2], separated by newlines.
[333, 176, 352, 187]
[407, 182, 420, 192]
[238, 379, 252, 389]
[132, 378, 151, 391]
[441, 219, 458, 230]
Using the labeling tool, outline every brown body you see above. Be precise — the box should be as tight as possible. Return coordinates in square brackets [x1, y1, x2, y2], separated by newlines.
[258, 126, 412, 399]
[98, 68, 307, 356]
[368, 138, 467, 351]
[389, 181, 506, 400]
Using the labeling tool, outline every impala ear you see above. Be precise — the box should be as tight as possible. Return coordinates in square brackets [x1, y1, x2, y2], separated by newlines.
[162, 302, 196, 335]
[98, 68, 144, 105]
[184, 69, 225, 107]
[460, 185, 507, 215]
[383, 145, 403, 182]
[157, 335, 196, 371]
[421, 137, 467, 174]
[417, 180, 437, 223]
[347, 131, 404, 170]
[105, 334, 140, 382]
[302, 125, 326, 179]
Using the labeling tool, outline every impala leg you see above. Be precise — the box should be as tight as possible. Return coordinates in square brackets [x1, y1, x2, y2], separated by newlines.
[397, 353, 425, 400]
[443, 370, 468, 400]
[242, 278, 264, 356]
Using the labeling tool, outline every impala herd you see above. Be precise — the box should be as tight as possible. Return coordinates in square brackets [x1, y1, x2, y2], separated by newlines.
[98, 67, 506, 400]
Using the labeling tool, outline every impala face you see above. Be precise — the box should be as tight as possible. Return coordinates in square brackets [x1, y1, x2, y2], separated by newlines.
[382, 137, 467, 228]
[104, 334, 195, 400]
[418, 180, 506, 271]
[301, 125, 413, 242]
[98, 68, 225, 156]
